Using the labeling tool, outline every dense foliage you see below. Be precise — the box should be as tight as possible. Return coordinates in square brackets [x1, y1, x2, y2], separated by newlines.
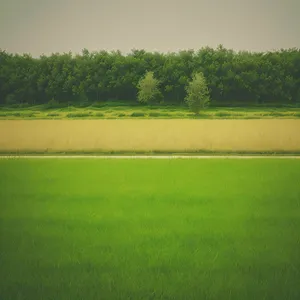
[185, 72, 210, 114]
[0, 46, 300, 106]
[137, 71, 162, 104]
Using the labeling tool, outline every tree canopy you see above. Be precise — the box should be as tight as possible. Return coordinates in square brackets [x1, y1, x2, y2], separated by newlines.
[0, 47, 299, 106]
[185, 72, 210, 114]
[137, 71, 162, 104]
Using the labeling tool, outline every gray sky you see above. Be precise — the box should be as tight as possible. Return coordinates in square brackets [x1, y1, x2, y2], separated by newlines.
[0, 0, 299, 57]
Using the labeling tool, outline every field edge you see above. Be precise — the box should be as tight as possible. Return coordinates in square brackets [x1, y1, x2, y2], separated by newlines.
[1, 150, 300, 156]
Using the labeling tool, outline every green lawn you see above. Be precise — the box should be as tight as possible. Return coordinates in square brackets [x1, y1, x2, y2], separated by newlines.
[1, 103, 300, 119]
[1, 158, 300, 299]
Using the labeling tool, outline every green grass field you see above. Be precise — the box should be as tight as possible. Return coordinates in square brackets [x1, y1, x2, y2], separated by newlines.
[1, 158, 300, 299]
[1, 103, 300, 119]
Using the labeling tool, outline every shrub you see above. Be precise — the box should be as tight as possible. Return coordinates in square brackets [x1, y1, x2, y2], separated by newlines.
[118, 113, 126, 117]
[91, 102, 104, 108]
[269, 112, 285, 117]
[47, 98, 60, 109]
[244, 116, 259, 119]
[214, 112, 231, 117]
[131, 112, 145, 117]
[149, 112, 170, 117]
[5, 112, 35, 117]
[7, 103, 20, 108]
[21, 112, 35, 117]
[95, 112, 104, 117]
[66, 112, 90, 118]
[47, 113, 60, 117]
[18, 103, 30, 108]
[149, 112, 161, 117]
[78, 100, 90, 108]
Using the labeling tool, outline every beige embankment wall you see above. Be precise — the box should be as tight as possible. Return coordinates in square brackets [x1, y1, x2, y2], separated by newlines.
[1, 120, 300, 152]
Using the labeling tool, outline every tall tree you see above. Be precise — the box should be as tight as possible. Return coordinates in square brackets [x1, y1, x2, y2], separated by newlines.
[185, 72, 210, 114]
[137, 71, 162, 104]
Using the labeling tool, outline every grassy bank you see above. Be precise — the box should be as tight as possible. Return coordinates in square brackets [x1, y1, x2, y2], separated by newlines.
[1, 103, 300, 119]
[1, 158, 300, 299]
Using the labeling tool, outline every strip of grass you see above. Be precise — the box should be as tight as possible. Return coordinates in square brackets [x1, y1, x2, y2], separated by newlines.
[1, 104, 300, 119]
[0, 112, 36, 117]
[1, 159, 300, 299]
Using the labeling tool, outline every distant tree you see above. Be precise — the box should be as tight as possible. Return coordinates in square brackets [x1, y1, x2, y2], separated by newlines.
[137, 71, 162, 104]
[185, 72, 210, 114]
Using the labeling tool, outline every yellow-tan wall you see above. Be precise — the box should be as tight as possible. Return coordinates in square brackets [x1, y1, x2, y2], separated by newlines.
[1, 120, 300, 152]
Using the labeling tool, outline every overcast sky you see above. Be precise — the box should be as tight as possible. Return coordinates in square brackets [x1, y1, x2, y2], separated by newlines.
[0, 0, 299, 57]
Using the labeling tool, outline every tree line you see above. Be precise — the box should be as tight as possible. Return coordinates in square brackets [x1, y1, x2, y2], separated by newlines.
[0, 46, 299, 107]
